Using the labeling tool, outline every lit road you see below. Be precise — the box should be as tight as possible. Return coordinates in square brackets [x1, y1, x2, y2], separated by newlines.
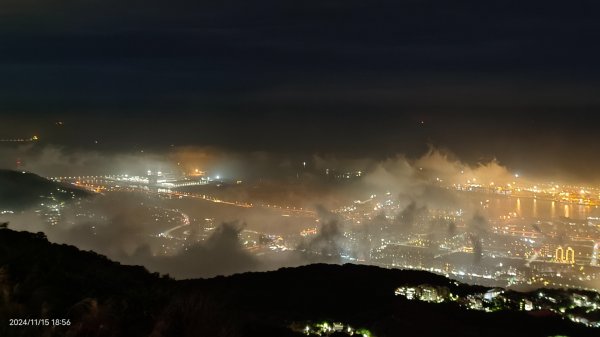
[159, 212, 191, 238]
[54, 175, 316, 217]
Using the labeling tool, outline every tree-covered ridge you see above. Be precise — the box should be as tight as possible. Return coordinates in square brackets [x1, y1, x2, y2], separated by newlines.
[0, 170, 90, 211]
[0, 229, 172, 337]
[0, 228, 597, 337]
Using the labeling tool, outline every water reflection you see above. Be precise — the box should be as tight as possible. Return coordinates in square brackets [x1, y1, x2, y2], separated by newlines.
[475, 195, 600, 220]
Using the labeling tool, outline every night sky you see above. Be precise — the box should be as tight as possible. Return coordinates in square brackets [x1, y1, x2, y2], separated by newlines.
[1, 1, 599, 180]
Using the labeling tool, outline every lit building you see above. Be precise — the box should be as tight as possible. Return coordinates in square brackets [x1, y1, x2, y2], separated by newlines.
[483, 288, 503, 302]
[520, 299, 534, 311]
[591, 242, 600, 266]
[420, 287, 439, 302]
[554, 246, 575, 264]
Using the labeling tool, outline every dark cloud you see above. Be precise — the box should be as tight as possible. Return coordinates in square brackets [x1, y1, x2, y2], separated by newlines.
[135, 222, 260, 279]
[468, 233, 483, 264]
[298, 219, 343, 263]
[393, 201, 427, 230]
[426, 218, 457, 245]
[468, 213, 488, 234]
[466, 213, 489, 264]
[297, 205, 344, 263]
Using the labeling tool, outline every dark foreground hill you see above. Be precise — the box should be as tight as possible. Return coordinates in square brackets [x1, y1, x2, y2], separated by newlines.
[0, 228, 596, 337]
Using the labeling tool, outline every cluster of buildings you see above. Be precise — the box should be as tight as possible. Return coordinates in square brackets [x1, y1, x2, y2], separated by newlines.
[395, 284, 600, 327]
[294, 321, 372, 337]
[451, 177, 600, 207]
[323, 187, 600, 292]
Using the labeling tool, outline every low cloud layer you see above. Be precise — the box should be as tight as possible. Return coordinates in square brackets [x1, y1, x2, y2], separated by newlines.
[131, 222, 260, 279]
[0, 145, 533, 278]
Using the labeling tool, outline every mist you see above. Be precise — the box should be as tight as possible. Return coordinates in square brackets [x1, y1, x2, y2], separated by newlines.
[0, 144, 552, 280]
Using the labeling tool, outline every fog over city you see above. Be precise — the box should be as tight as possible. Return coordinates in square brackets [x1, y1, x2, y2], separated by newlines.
[2, 141, 597, 291]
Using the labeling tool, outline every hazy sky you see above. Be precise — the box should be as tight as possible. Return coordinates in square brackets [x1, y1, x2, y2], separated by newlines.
[1, 1, 599, 181]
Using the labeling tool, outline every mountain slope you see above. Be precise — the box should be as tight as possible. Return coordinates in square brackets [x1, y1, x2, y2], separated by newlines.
[0, 228, 596, 337]
[0, 170, 90, 211]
